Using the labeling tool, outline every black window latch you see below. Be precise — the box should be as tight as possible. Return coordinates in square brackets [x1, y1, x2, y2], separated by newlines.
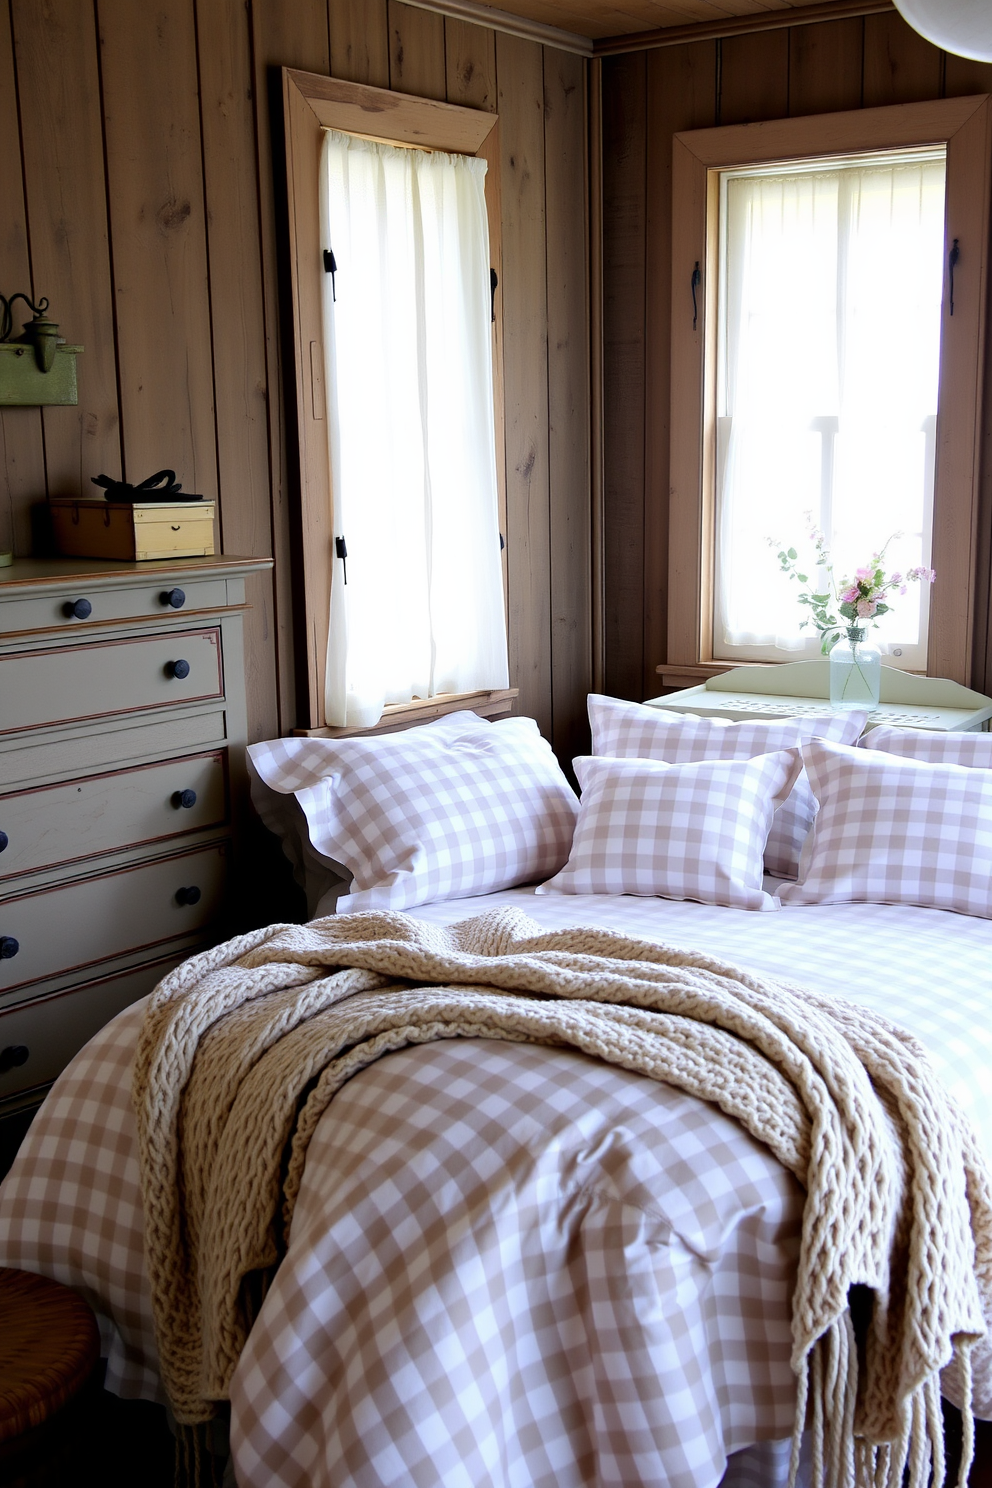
[335, 534, 348, 583]
[323, 248, 337, 301]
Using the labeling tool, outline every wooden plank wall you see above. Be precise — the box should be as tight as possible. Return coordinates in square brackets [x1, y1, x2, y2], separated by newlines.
[602, 11, 992, 701]
[0, 0, 592, 764]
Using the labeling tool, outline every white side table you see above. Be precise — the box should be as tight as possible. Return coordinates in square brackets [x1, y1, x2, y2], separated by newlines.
[643, 659, 992, 733]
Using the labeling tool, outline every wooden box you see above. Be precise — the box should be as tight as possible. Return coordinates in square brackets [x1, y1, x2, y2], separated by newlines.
[50, 499, 215, 561]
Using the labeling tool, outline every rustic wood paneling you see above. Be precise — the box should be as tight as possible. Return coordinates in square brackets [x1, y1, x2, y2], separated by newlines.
[444, 16, 497, 111]
[789, 17, 864, 114]
[195, 0, 279, 741]
[545, 45, 592, 764]
[862, 10, 942, 107]
[97, 0, 217, 505]
[12, 0, 120, 502]
[602, 51, 647, 701]
[644, 41, 716, 699]
[0, 0, 46, 558]
[388, 0, 447, 98]
[497, 31, 554, 739]
[250, 0, 329, 736]
[329, 0, 390, 87]
[719, 29, 790, 125]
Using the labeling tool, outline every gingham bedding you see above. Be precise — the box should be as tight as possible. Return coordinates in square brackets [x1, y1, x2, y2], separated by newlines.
[1, 891, 990, 1488]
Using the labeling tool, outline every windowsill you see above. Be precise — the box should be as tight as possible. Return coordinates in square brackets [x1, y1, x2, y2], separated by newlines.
[292, 687, 519, 739]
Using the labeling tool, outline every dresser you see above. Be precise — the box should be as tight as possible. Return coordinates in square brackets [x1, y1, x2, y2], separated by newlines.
[0, 554, 272, 1126]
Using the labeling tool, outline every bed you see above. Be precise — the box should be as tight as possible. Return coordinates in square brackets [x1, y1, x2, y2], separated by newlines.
[1, 699, 991, 1488]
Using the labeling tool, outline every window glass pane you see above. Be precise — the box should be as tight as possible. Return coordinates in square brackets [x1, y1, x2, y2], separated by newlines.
[713, 149, 945, 668]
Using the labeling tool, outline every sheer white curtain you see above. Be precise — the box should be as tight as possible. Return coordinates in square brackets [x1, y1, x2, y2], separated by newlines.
[714, 152, 945, 666]
[320, 128, 508, 727]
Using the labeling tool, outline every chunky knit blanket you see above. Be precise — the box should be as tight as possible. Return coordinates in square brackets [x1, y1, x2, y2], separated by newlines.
[131, 908, 992, 1488]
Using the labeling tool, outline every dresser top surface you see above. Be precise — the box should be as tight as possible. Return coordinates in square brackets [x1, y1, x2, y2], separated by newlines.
[0, 555, 272, 593]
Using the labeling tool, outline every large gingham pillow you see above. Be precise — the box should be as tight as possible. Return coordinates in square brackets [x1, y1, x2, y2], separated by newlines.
[861, 726, 992, 768]
[538, 750, 802, 910]
[587, 695, 867, 879]
[247, 712, 578, 913]
[779, 738, 992, 917]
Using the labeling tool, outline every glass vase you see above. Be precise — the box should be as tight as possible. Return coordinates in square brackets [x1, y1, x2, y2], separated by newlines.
[829, 625, 881, 710]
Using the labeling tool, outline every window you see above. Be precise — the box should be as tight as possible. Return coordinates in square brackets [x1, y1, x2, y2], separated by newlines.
[666, 96, 992, 688]
[281, 69, 512, 734]
[714, 147, 945, 670]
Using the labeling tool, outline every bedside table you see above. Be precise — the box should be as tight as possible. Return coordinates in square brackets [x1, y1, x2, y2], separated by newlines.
[0, 554, 271, 1122]
[645, 659, 992, 732]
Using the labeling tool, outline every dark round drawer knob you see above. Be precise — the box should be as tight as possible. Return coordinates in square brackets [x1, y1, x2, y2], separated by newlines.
[175, 886, 201, 907]
[0, 831, 7, 853]
[63, 598, 92, 620]
[161, 587, 186, 609]
[167, 658, 191, 680]
[0, 1045, 29, 1074]
[0, 936, 19, 960]
[172, 789, 197, 810]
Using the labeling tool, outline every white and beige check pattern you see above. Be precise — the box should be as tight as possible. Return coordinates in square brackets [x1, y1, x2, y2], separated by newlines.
[248, 712, 578, 913]
[864, 725, 992, 768]
[3, 891, 991, 1488]
[780, 738, 992, 917]
[540, 751, 801, 909]
[587, 694, 866, 878]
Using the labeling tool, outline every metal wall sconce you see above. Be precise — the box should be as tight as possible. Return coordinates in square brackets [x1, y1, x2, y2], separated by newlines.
[0, 293, 82, 406]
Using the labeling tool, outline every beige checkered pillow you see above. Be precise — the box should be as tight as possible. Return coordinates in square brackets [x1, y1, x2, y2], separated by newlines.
[248, 713, 579, 912]
[587, 695, 866, 880]
[863, 726, 992, 767]
[538, 750, 802, 910]
[780, 738, 992, 917]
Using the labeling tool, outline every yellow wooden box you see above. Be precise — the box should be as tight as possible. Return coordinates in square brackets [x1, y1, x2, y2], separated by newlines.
[50, 499, 216, 562]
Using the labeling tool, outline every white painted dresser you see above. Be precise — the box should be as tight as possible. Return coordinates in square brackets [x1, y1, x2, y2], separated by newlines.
[0, 554, 271, 1123]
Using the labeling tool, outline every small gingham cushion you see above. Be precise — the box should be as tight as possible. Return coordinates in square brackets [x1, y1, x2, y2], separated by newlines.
[587, 695, 866, 880]
[538, 750, 802, 910]
[863, 726, 992, 768]
[247, 712, 578, 913]
[780, 738, 992, 917]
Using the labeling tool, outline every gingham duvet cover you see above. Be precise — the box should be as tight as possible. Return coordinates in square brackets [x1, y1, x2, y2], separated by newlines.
[1, 890, 990, 1488]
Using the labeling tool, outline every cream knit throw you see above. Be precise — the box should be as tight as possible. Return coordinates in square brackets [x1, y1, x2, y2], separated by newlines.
[131, 907, 992, 1488]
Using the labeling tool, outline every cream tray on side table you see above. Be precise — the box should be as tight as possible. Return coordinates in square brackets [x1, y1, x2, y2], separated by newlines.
[645, 660, 992, 732]
[0, 554, 271, 1125]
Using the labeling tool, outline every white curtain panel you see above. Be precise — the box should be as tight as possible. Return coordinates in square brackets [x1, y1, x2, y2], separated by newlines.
[320, 128, 508, 728]
[714, 154, 945, 666]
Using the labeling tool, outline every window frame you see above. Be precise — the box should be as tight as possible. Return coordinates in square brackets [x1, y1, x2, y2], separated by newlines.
[665, 95, 992, 688]
[281, 67, 512, 733]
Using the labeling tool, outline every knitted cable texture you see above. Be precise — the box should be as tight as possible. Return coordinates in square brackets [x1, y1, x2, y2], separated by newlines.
[131, 907, 992, 1488]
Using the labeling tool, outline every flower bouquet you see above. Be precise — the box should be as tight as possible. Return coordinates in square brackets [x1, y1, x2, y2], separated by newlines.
[771, 520, 935, 708]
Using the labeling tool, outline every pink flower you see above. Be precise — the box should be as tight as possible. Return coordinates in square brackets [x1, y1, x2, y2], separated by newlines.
[889, 572, 902, 585]
[840, 585, 859, 604]
[899, 584, 907, 596]
[855, 566, 873, 580]
[856, 598, 878, 619]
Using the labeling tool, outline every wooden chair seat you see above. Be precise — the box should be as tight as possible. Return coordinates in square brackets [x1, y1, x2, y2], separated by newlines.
[0, 1268, 100, 1445]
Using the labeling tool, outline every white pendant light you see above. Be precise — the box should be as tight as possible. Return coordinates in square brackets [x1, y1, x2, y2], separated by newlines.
[893, 0, 992, 62]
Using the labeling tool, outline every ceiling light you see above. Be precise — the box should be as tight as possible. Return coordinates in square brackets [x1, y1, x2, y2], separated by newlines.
[893, 0, 992, 61]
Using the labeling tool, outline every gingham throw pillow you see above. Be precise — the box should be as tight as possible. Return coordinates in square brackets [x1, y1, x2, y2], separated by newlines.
[538, 751, 802, 910]
[862, 726, 992, 768]
[779, 738, 992, 917]
[247, 712, 579, 913]
[587, 695, 867, 880]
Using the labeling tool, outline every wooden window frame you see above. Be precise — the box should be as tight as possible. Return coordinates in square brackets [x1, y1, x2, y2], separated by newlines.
[665, 95, 992, 688]
[281, 67, 512, 734]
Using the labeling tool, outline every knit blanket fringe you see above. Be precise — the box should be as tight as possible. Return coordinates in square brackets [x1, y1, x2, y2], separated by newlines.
[131, 908, 992, 1488]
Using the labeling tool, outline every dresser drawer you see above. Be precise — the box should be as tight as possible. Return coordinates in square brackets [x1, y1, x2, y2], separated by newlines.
[0, 952, 185, 1100]
[0, 628, 223, 734]
[0, 578, 230, 638]
[0, 751, 228, 881]
[0, 843, 228, 994]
